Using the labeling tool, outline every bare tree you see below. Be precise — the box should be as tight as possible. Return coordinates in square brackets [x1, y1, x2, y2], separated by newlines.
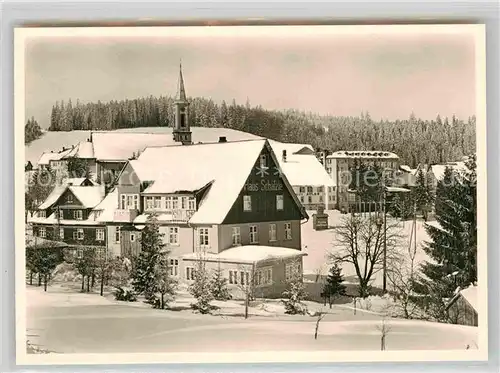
[329, 215, 403, 298]
[314, 308, 327, 340]
[234, 262, 258, 319]
[376, 318, 391, 350]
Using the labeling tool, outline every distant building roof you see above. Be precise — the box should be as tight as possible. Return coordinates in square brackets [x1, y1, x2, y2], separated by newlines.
[327, 150, 399, 160]
[430, 162, 467, 181]
[37, 184, 105, 210]
[446, 284, 478, 312]
[37, 148, 73, 166]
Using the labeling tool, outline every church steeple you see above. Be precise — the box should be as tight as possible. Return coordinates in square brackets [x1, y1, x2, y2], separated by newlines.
[173, 61, 192, 145]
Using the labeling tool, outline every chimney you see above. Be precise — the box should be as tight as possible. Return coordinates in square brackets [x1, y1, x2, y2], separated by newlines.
[218, 136, 227, 143]
[282, 150, 287, 162]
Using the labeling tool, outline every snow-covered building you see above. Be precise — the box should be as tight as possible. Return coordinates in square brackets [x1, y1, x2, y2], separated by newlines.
[268, 140, 336, 210]
[323, 150, 400, 212]
[96, 138, 309, 296]
[446, 284, 478, 326]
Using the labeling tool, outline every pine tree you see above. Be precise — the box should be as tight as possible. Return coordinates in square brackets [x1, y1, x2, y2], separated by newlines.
[209, 261, 232, 301]
[282, 271, 308, 315]
[321, 264, 346, 308]
[25, 117, 43, 144]
[189, 252, 214, 314]
[414, 168, 434, 220]
[131, 214, 177, 307]
[415, 155, 477, 320]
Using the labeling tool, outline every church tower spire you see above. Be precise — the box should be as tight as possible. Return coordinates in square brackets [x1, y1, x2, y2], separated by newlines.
[173, 60, 192, 145]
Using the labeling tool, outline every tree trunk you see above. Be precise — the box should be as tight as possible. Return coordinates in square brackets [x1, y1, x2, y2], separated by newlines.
[81, 275, 85, 291]
[244, 291, 249, 319]
[161, 293, 165, 310]
[43, 274, 48, 292]
[91, 272, 95, 288]
[29, 272, 33, 285]
[87, 276, 90, 292]
[353, 297, 357, 315]
[38, 273, 42, 286]
[100, 273, 105, 296]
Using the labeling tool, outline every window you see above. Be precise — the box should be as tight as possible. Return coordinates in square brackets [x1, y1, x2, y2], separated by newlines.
[317, 186, 324, 193]
[169, 259, 179, 277]
[186, 267, 195, 281]
[240, 271, 250, 286]
[115, 226, 121, 243]
[229, 270, 239, 285]
[284, 223, 292, 240]
[154, 197, 162, 209]
[39, 227, 46, 238]
[188, 197, 196, 210]
[285, 262, 302, 282]
[319, 195, 323, 202]
[232, 227, 241, 246]
[308, 196, 312, 203]
[145, 196, 154, 209]
[172, 197, 179, 209]
[269, 223, 277, 242]
[120, 194, 139, 210]
[243, 195, 252, 212]
[181, 197, 187, 209]
[59, 227, 64, 239]
[276, 195, 284, 210]
[260, 154, 267, 168]
[130, 233, 136, 242]
[73, 210, 83, 220]
[307, 186, 313, 193]
[299, 186, 305, 193]
[165, 196, 172, 210]
[255, 267, 273, 286]
[169, 227, 179, 245]
[39, 210, 46, 218]
[300, 196, 304, 203]
[67, 194, 73, 203]
[199, 228, 209, 247]
[249, 225, 258, 244]
[76, 228, 84, 240]
[96, 228, 105, 241]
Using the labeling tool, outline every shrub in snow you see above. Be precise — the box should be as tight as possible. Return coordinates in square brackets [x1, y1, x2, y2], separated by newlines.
[321, 263, 346, 308]
[209, 265, 232, 301]
[189, 256, 214, 314]
[113, 286, 137, 302]
[282, 275, 308, 315]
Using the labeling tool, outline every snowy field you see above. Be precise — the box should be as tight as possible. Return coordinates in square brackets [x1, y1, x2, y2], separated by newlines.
[301, 210, 432, 288]
[26, 285, 477, 354]
[25, 127, 261, 166]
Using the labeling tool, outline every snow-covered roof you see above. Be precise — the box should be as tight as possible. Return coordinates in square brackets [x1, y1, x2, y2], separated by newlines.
[326, 150, 399, 160]
[62, 140, 95, 159]
[37, 185, 67, 210]
[63, 177, 97, 186]
[37, 148, 73, 166]
[69, 186, 105, 208]
[400, 165, 412, 173]
[447, 284, 478, 312]
[130, 139, 307, 225]
[94, 189, 119, 222]
[268, 140, 334, 187]
[182, 245, 307, 264]
[430, 161, 468, 181]
[28, 212, 105, 226]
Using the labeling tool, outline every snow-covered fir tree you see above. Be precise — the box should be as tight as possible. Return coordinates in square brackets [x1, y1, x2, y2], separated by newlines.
[209, 261, 232, 301]
[282, 271, 308, 315]
[189, 252, 214, 314]
[321, 263, 347, 308]
[415, 154, 477, 321]
[414, 168, 434, 220]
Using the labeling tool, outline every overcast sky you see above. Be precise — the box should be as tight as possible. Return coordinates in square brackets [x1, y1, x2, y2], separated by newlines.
[24, 26, 477, 128]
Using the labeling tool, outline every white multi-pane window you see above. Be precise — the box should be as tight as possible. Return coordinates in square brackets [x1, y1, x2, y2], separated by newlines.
[39, 210, 46, 218]
[169, 227, 179, 245]
[172, 197, 179, 209]
[276, 195, 284, 210]
[115, 226, 121, 243]
[76, 228, 84, 240]
[188, 197, 196, 210]
[154, 197, 162, 209]
[186, 267, 195, 281]
[229, 270, 239, 285]
[243, 195, 252, 212]
[165, 196, 172, 210]
[59, 227, 64, 239]
[232, 227, 241, 246]
[199, 228, 209, 247]
[249, 225, 258, 244]
[285, 262, 301, 282]
[39, 227, 46, 238]
[240, 271, 250, 286]
[145, 196, 154, 210]
[169, 259, 179, 277]
[120, 194, 139, 209]
[284, 223, 292, 240]
[255, 267, 273, 286]
[73, 210, 83, 220]
[181, 197, 187, 209]
[96, 228, 105, 241]
[269, 223, 277, 242]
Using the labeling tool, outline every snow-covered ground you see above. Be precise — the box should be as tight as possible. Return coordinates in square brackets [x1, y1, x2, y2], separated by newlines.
[301, 210, 432, 288]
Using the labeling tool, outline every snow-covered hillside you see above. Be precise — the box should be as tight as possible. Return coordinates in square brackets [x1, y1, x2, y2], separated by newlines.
[25, 127, 262, 166]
